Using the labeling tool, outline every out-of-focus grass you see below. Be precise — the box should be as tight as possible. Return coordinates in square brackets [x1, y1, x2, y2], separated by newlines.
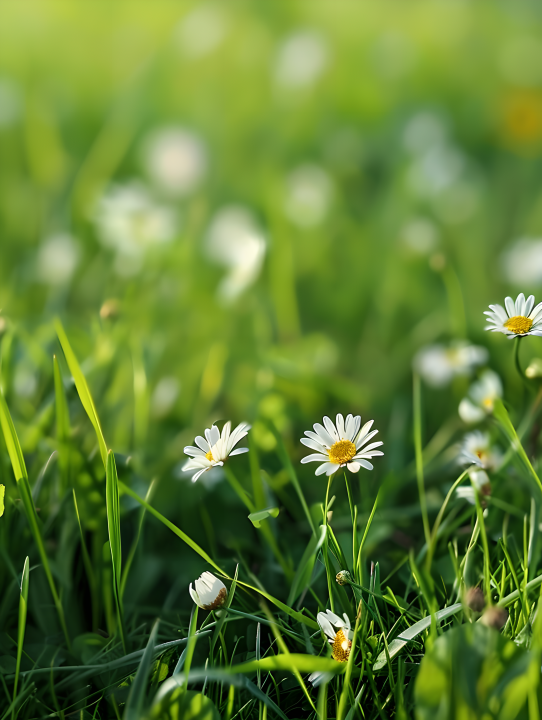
[2, 2, 542, 718]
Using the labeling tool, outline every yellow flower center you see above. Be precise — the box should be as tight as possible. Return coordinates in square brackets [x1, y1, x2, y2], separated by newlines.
[205, 450, 214, 462]
[332, 629, 352, 662]
[328, 439, 357, 465]
[504, 315, 533, 335]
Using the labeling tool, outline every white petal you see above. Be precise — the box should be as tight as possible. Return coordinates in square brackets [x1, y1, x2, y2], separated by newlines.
[304, 430, 328, 448]
[229, 447, 249, 456]
[192, 467, 210, 482]
[301, 437, 327, 453]
[357, 459, 374, 470]
[356, 419, 374, 443]
[336, 413, 345, 438]
[312, 423, 334, 447]
[515, 292, 526, 316]
[323, 416, 340, 442]
[356, 428, 379, 450]
[317, 612, 336, 640]
[195, 436, 209, 451]
[301, 453, 328, 464]
[347, 462, 360, 473]
[315, 462, 336, 476]
[526, 295, 535, 316]
[505, 296, 515, 317]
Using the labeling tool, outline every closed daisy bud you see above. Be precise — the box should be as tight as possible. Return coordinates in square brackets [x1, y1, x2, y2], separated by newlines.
[335, 570, 352, 586]
[189, 571, 228, 610]
[465, 587, 485, 613]
[480, 606, 508, 630]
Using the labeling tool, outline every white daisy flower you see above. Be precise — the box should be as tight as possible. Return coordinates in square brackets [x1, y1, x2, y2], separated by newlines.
[183, 421, 250, 482]
[274, 30, 329, 90]
[300, 414, 383, 476]
[456, 468, 491, 507]
[189, 571, 227, 610]
[484, 292, 542, 338]
[140, 126, 207, 197]
[413, 341, 488, 388]
[316, 609, 353, 662]
[458, 369, 503, 424]
[458, 431, 502, 471]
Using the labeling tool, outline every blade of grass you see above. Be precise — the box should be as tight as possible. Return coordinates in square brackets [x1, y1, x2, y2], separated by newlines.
[493, 399, 542, 495]
[73, 490, 98, 632]
[124, 619, 159, 720]
[55, 319, 108, 469]
[12, 556, 29, 720]
[106, 450, 126, 652]
[0, 391, 71, 650]
[120, 478, 157, 600]
[413, 373, 431, 547]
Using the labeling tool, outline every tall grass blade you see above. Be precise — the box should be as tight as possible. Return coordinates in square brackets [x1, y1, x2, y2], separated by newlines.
[124, 619, 159, 720]
[0, 390, 71, 650]
[12, 556, 29, 720]
[106, 450, 126, 651]
[55, 319, 108, 469]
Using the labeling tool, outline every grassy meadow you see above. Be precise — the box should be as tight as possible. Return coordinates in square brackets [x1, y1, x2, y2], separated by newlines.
[2, 3, 542, 718]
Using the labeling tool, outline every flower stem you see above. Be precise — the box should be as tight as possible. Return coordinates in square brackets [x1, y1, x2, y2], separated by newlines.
[413, 373, 431, 547]
[323, 472, 336, 612]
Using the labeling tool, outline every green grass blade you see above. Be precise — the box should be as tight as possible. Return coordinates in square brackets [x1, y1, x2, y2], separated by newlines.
[106, 450, 125, 651]
[55, 318, 108, 469]
[372, 602, 462, 670]
[53, 354, 70, 443]
[0, 484, 4, 517]
[120, 478, 157, 600]
[211, 564, 238, 655]
[124, 619, 160, 720]
[493, 398, 542, 494]
[183, 605, 199, 685]
[0, 390, 71, 650]
[73, 490, 98, 631]
[12, 556, 29, 720]
[287, 525, 327, 606]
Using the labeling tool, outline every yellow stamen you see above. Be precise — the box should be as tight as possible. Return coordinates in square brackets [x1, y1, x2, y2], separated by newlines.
[332, 629, 351, 662]
[328, 439, 357, 465]
[205, 450, 214, 462]
[504, 315, 533, 335]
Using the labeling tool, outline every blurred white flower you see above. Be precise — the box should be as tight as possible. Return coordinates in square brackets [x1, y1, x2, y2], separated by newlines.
[407, 144, 466, 198]
[0, 77, 21, 128]
[316, 609, 352, 662]
[150, 376, 180, 418]
[183, 421, 250, 482]
[458, 369, 503, 424]
[176, 4, 228, 59]
[501, 239, 542, 286]
[205, 206, 266, 302]
[284, 164, 333, 228]
[456, 468, 491, 506]
[403, 111, 448, 156]
[414, 341, 488, 388]
[484, 292, 542, 338]
[37, 234, 79, 285]
[300, 414, 383, 476]
[93, 182, 178, 276]
[140, 127, 207, 197]
[274, 31, 329, 89]
[189, 571, 227, 609]
[401, 217, 439, 255]
[458, 431, 502, 471]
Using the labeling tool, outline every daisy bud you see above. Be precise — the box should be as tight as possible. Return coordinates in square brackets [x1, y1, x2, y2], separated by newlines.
[336, 570, 352, 586]
[480, 606, 508, 630]
[465, 587, 485, 613]
[189, 571, 228, 610]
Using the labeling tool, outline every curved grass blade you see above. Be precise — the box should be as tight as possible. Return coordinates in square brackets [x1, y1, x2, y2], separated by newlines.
[372, 602, 462, 671]
[55, 319, 108, 469]
[12, 556, 29, 719]
[493, 398, 542, 494]
[0, 484, 4, 517]
[248, 507, 279, 528]
[124, 619, 159, 720]
[0, 390, 71, 650]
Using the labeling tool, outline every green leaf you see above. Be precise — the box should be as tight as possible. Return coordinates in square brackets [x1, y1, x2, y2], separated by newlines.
[373, 602, 462, 671]
[55, 319, 108, 469]
[150, 688, 221, 720]
[248, 506, 279, 527]
[0, 484, 4, 517]
[124, 619, 160, 720]
[106, 450, 125, 651]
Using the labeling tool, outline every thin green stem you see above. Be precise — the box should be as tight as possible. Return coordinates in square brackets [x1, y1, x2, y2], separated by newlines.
[413, 373, 431, 547]
[473, 488, 492, 607]
[224, 465, 255, 513]
[425, 469, 469, 571]
[323, 472, 336, 612]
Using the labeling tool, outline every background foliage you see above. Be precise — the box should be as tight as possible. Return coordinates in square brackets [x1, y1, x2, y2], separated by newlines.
[2, 2, 542, 718]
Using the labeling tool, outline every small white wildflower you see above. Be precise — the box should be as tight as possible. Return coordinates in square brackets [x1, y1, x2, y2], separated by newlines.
[274, 31, 329, 89]
[414, 341, 488, 389]
[183, 421, 250, 482]
[37, 234, 79, 286]
[456, 468, 491, 506]
[458, 431, 502, 471]
[316, 609, 353, 662]
[301, 414, 383, 476]
[284, 164, 333, 228]
[189, 571, 227, 609]
[204, 206, 266, 302]
[484, 292, 542, 338]
[458, 370, 503, 424]
[502, 240, 542, 287]
[176, 4, 228, 59]
[140, 127, 207, 197]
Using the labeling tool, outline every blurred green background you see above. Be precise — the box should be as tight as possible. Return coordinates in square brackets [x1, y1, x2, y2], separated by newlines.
[3, 0, 542, 637]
